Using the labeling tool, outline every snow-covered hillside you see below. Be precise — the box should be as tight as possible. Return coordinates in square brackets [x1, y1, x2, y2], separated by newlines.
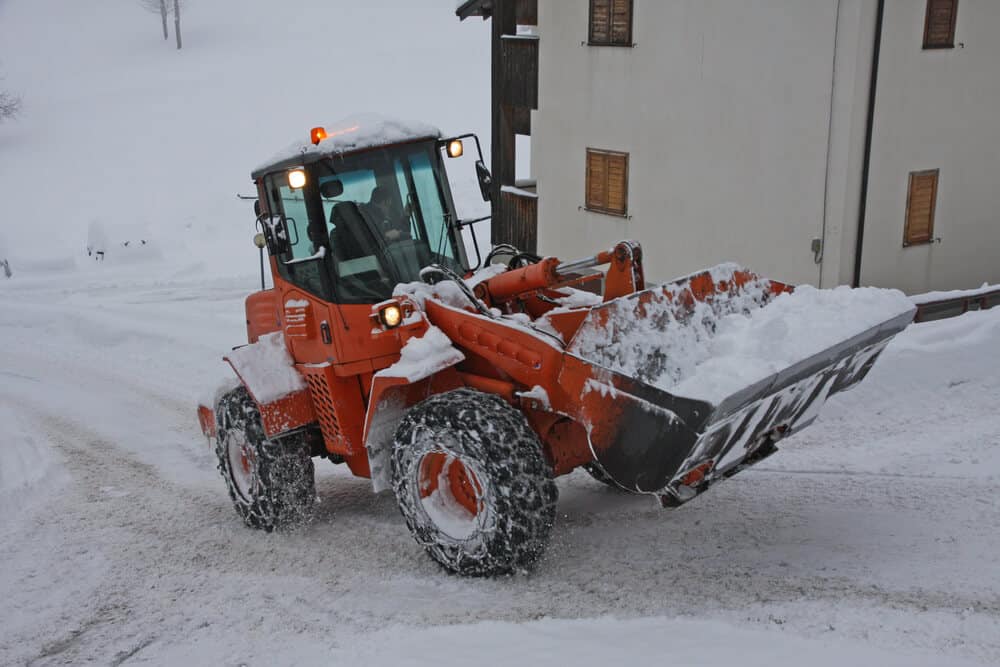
[1, 1, 999, 666]
[0, 0, 490, 274]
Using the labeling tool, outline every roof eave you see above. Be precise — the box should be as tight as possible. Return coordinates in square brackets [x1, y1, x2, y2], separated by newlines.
[455, 0, 492, 20]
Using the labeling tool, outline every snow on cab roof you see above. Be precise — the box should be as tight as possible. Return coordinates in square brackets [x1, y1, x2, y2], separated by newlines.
[252, 113, 442, 179]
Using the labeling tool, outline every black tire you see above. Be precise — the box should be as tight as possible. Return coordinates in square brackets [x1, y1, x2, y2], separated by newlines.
[215, 386, 315, 531]
[583, 462, 636, 492]
[391, 388, 558, 576]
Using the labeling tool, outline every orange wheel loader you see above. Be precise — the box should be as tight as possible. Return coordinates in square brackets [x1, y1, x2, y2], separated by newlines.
[197, 116, 915, 576]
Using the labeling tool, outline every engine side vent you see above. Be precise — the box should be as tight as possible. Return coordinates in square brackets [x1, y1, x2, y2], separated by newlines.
[303, 368, 342, 448]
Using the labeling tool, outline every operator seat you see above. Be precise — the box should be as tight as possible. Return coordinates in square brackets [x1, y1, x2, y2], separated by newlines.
[329, 201, 381, 261]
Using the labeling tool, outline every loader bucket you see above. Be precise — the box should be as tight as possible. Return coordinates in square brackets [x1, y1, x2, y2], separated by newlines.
[562, 265, 915, 500]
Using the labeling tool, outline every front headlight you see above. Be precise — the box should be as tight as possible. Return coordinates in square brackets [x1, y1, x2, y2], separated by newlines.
[379, 304, 403, 328]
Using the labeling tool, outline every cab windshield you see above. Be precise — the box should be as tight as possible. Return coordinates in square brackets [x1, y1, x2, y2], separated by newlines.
[265, 140, 464, 303]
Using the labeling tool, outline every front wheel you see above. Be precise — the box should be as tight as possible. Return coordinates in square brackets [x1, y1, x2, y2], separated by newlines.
[391, 389, 558, 576]
[215, 386, 315, 531]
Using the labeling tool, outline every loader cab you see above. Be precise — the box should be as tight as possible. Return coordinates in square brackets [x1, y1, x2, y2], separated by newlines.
[255, 130, 471, 305]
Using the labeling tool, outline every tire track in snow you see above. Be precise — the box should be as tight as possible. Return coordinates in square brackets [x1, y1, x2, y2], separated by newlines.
[1, 402, 222, 665]
[3, 397, 998, 664]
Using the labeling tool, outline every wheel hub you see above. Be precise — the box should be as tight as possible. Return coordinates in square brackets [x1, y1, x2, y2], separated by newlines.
[416, 451, 484, 541]
[226, 432, 256, 501]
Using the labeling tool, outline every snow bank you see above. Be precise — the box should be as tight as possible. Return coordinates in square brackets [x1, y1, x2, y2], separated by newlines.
[573, 279, 914, 403]
[0, 403, 64, 520]
[331, 616, 984, 667]
[910, 282, 998, 305]
[376, 326, 464, 382]
[225, 332, 306, 403]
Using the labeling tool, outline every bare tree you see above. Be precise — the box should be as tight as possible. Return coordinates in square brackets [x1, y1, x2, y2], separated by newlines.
[174, 0, 182, 50]
[0, 90, 19, 120]
[159, 0, 168, 41]
[0, 71, 20, 121]
[139, 0, 183, 49]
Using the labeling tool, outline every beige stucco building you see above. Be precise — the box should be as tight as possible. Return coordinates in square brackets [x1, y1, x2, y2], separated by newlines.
[461, 0, 999, 293]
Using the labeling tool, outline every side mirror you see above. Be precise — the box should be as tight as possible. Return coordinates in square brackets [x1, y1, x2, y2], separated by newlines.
[475, 160, 493, 202]
[259, 214, 292, 256]
[253, 199, 261, 217]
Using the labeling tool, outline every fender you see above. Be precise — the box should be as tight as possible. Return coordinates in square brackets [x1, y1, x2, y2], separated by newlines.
[363, 329, 465, 492]
[224, 332, 317, 439]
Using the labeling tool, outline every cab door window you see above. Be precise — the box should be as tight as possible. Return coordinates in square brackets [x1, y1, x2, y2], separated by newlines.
[264, 174, 328, 299]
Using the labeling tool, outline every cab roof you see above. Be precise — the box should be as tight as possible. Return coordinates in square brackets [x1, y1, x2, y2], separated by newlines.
[251, 113, 442, 180]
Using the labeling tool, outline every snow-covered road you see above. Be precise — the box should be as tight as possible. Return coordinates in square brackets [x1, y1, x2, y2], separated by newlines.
[1, 268, 998, 666]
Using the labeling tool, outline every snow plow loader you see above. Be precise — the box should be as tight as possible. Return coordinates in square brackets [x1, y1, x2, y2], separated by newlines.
[197, 116, 916, 576]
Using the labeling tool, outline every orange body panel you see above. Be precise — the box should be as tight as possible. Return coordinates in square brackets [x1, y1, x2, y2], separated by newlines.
[257, 389, 317, 439]
[197, 404, 217, 439]
[245, 289, 281, 343]
[229, 239, 789, 486]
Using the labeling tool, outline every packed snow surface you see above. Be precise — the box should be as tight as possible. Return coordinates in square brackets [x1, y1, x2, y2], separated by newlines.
[334, 616, 987, 667]
[573, 279, 915, 403]
[1, 268, 999, 665]
[0, 404, 65, 528]
[225, 331, 306, 403]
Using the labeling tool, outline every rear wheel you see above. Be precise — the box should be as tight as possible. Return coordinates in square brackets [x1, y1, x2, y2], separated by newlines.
[391, 389, 558, 576]
[215, 386, 315, 531]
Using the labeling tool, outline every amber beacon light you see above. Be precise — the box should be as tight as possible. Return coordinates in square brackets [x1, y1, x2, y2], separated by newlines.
[310, 126, 328, 145]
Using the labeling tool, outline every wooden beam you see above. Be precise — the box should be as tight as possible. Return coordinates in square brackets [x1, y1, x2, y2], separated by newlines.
[491, 0, 517, 246]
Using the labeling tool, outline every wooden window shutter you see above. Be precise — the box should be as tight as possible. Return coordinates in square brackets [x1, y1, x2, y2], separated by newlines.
[924, 0, 958, 49]
[586, 149, 629, 216]
[586, 150, 608, 210]
[610, 0, 633, 45]
[904, 170, 939, 246]
[589, 0, 632, 46]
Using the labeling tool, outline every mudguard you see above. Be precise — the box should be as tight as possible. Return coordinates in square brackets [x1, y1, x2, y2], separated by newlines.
[363, 327, 465, 493]
[223, 332, 317, 438]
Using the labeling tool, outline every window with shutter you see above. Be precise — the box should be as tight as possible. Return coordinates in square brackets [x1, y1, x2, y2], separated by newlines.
[923, 0, 958, 49]
[904, 170, 939, 246]
[589, 0, 633, 46]
[586, 149, 629, 217]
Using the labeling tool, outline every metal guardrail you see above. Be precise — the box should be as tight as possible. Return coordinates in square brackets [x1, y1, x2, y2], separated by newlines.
[913, 288, 1000, 323]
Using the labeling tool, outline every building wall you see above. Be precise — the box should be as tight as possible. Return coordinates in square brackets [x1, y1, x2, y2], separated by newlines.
[860, 0, 1000, 293]
[823, 0, 879, 289]
[534, 0, 847, 285]
[533, 0, 997, 292]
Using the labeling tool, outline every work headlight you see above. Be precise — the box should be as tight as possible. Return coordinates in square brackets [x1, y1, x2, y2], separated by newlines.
[379, 303, 403, 328]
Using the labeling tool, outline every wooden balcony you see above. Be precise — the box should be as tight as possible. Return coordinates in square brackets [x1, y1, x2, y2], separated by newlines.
[500, 34, 538, 110]
[497, 184, 538, 253]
